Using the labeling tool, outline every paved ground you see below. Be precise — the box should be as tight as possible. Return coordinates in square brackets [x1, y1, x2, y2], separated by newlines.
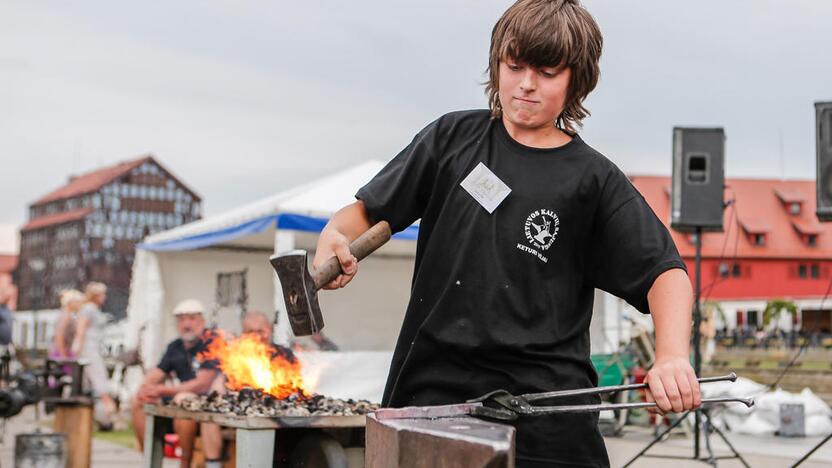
[1, 407, 830, 467]
[0, 407, 177, 468]
[605, 425, 831, 467]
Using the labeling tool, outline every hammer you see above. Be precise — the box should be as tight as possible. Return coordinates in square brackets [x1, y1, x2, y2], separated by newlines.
[269, 221, 392, 336]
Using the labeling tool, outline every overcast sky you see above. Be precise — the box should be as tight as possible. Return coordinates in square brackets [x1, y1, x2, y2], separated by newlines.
[1, 0, 830, 253]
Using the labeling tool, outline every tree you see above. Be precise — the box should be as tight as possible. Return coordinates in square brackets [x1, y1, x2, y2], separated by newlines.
[763, 299, 797, 330]
[703, 301, 726, 327]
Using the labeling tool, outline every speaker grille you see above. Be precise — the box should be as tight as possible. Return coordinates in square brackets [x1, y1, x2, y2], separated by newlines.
[671, 127, 725, 232]
[816, 102, 832, 221]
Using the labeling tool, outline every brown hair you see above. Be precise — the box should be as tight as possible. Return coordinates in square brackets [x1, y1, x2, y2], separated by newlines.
[485, 0, 603, 133]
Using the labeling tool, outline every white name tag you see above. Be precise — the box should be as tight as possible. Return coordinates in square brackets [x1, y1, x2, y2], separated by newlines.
[460, 162, 511, 214]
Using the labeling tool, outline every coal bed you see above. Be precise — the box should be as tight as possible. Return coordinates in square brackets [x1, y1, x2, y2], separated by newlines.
[172, 388, 379, 418]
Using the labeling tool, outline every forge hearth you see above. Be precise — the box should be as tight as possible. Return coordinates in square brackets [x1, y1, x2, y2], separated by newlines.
[172, 387, 379, 418]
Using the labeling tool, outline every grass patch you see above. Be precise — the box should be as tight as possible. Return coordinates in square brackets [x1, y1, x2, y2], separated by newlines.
[93, 427, 136, 449]
[800, 361, 832, 371]
[758, 360, 781, 370]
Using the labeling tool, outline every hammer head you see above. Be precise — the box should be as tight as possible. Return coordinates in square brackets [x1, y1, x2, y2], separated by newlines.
[269, 250, 324, 336]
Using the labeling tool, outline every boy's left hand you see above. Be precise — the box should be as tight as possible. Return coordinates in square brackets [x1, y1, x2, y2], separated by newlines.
[643, 356, 701, 414]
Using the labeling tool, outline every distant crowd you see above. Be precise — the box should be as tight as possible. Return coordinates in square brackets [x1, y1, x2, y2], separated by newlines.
[714, 327, 832, 350]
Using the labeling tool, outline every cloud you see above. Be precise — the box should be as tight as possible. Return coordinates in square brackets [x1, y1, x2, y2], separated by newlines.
[0, 0, 829, 227]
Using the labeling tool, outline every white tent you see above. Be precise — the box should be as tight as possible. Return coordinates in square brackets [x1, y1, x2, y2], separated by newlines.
[125, 161, 417, 399]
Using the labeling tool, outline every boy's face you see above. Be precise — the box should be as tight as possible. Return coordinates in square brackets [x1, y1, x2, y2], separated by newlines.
[498, 58, 571, 131]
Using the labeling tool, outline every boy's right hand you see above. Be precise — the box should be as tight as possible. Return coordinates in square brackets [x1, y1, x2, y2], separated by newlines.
[313, 229, 358, 290]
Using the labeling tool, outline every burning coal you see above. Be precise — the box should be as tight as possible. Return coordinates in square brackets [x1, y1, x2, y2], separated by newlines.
[174, 388, 378, 418]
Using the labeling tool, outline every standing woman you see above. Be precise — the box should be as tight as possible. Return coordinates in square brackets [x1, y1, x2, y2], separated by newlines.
[50, 289, 84, 360]
[74, 282, 116, 429]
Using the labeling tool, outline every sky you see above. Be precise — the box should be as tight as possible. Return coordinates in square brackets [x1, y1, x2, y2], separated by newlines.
[1, 0, 830, 253]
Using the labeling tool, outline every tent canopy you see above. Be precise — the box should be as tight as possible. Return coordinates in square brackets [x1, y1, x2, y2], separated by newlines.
[138, 160, 417, 252]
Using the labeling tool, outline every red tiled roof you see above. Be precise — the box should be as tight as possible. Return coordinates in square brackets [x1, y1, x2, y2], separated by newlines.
[774, 187, 807, 204]
[739, 219, 772, 234]
[0, 255, 17, 273]
[21, 208, 92, 231]
[32, 155, 152, 206]
[631, 176, 832, 259]
[792, 219, 824, 235]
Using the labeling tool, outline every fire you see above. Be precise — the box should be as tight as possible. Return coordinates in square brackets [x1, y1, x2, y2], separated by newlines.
[199, 331, 308, 399]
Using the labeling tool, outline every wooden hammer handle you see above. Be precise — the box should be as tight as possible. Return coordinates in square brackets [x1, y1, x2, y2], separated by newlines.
[312, 221, 392, 289]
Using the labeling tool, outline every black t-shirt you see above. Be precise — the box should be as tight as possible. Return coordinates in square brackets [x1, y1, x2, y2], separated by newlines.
[157, 338, 218, 382]
[356, 110, 686, 467]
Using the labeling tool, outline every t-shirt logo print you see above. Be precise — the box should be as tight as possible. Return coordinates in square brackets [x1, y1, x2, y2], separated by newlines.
[524, 209, 560, 251]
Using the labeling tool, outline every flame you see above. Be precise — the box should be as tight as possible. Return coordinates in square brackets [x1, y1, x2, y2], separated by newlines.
[199, 331, 308, 399]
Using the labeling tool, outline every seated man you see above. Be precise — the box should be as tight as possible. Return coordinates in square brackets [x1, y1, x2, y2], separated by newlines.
[131, 299, 218, 468]
[199, 310, 294, 468]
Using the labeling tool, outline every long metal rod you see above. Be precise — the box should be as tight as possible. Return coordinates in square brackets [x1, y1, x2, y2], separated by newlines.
[524, 397, 753, 415]
[519, 372, 736, 402]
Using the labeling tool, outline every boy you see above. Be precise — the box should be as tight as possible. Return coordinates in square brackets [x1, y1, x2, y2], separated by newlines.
[314, 1, 699, 466]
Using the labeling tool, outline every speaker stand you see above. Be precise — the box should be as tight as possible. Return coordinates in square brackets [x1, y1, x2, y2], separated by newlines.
[622, 227, 749, 467]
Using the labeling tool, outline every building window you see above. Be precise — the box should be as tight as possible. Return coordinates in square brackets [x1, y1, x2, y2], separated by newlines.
[719, 262, 743, 278]
[798, 263, 822, 279]
[807, 234, 818, 247]
[754, 234, 766, 246]
[789, 203, 801, 215]
[747, 310, 760, 328]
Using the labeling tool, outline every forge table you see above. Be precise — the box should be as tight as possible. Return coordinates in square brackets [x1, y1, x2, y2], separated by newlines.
[142, 404, 366, 468]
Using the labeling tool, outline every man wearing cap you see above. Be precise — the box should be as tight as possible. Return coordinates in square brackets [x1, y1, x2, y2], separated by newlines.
[130, 299, 218, 467]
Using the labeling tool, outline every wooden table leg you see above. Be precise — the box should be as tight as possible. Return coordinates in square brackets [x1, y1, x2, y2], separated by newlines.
[143, 414, 166, 468]
[53, 403, 93, 468]
[235, 428, 275, 468]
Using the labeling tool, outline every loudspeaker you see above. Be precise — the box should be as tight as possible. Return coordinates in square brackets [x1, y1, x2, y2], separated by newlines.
[671, 127, 725, 232]
[816, 102, 832, 221]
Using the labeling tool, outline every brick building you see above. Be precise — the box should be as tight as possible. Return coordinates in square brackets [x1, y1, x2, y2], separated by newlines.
[632, 176, 832, 333]
[16, 156, 201, 317]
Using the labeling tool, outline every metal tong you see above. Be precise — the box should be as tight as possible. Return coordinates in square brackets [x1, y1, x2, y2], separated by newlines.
[464, 372, 754, 421]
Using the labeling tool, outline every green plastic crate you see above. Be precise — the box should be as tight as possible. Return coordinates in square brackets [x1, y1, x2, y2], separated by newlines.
[591, 354, 635, 387]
